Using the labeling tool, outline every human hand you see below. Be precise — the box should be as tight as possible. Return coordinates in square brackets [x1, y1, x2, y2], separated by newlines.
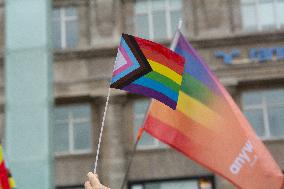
[84, 172, 110, 189]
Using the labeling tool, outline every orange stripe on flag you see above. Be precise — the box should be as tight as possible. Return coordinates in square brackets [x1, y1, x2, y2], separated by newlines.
[142, 48, 184, 75]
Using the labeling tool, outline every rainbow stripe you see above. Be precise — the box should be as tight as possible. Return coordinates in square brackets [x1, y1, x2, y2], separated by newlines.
[111, 34, 185, 109]
[143, 31, 284, 189]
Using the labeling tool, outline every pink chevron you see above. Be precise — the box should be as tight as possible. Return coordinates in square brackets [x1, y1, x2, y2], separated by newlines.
[113, 45, 133, 76]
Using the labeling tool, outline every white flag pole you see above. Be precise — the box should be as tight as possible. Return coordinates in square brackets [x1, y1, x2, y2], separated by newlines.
[94, 87, 112, 173]
[170, 19, 183, 50]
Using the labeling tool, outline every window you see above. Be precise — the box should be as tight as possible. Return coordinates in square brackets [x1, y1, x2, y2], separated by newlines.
[241, 0, 284, 31]
[130, 177, 214, 189]
[53, 7, 79, 49]
[242, 89, 284, 139]
[57, 186, 84, 189]
[133, 99, 165, 149]
[54, 104, 92, 154]
[134, 0, 182, 40]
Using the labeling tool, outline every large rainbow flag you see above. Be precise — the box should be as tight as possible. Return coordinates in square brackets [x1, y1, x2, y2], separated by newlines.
[111, 34, 185, 109]
[143, 31, 284, 189]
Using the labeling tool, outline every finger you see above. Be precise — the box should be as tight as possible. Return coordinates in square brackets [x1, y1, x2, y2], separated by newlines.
[87, 172, 101, 187]
[84, 181, 92, 189]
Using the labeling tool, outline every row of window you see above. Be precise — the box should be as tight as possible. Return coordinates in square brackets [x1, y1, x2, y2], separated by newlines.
[130, 177, 213, 189]
[53, 0, 284, 49]
[57, 177, 214, 189]
[54, 88, 284, 155]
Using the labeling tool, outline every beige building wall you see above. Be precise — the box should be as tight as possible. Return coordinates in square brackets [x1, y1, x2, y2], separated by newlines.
[0, 0, 283, 188]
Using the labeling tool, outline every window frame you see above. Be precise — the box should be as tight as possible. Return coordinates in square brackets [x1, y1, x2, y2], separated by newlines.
[242, 88, 284, 140]
[241, 0, 284, 31]
[134, 0, 182, 40]
[53, 6, 78, 49]
[54, 103, 92, 156]
[128, 175, 215, 189]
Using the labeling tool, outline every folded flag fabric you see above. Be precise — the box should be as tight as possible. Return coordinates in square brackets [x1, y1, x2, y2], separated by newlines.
[0, 145, 16, 189]
[143, 30, 284, 189]
[111, 33, 185, 109]
[7, 170, 15, 189]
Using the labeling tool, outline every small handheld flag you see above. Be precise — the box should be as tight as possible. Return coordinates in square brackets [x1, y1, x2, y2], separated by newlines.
[111, 33, 185, 110]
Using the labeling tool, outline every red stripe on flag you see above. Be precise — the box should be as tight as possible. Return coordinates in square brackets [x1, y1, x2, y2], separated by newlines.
[135, 37, 184, 67]
[144, 115, 245, 189]
[141, 48, 184, 75]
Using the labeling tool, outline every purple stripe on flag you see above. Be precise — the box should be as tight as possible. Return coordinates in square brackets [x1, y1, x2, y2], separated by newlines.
[175, 32, 221, 95]
[123, 83, 177, 109]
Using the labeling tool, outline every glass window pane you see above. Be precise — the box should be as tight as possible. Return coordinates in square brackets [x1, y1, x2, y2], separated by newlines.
[135, 15, 150, 39]
[277, 1, 284, 26]
[241, 4, 257, 30]
[66, 7, 77, 17]
[242, 91, 262, 106]
[132, 185, 143, 189]
[268, 106, 284, 137]
[244, 109, 265, 137]
[134, 99, 150, 115]
[160, 180, 199, 189]
[66, 20, 78, 48]
[54, 122, 69, 153]
[145, 182, 160, 189]
[170, 0, 182, 9]
[241, 0, 255, 3]
[53, 19, 62, 49]
[74, 122, 91, 150]
[259, 2, 275, 29]
[152, 11, 167, 40]
[53, 9, 60, 19]
[152, 0, 165, 11]
[139, 133, 156, 147]
[264, 89, 284, 104]
[55, 106, 69, 121]
[71, 104, 91, 119]
[170, 10, 181, 36]
[136, 0, 148, 14]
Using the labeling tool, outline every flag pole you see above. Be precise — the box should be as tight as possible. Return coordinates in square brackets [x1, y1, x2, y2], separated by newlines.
[119, 128, 144, 189]
[170, 19, 183, 50]
[94, 87, 111, 173]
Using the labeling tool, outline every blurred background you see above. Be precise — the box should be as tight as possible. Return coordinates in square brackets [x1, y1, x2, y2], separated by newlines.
[0, 0, 284, 189]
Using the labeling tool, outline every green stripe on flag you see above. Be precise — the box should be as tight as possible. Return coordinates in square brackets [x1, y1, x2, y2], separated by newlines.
[181, 74, 215, 105]
[145, 71, 180, 92]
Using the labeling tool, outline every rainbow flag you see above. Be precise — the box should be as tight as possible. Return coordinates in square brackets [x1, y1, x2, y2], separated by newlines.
[0, 146, 16, 189]
[143, 31, 284, 189]
[111, 34, 185, 109]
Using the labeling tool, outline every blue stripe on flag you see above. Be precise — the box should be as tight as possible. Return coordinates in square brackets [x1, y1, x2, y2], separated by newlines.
[133, 76, 178, 102]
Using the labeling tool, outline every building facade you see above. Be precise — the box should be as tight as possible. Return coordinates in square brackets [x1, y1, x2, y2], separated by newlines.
[0, 0, 284, 188]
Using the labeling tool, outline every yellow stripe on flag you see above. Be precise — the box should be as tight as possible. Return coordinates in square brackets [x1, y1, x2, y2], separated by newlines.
[0, 145, 3, 163]
[9, 177, 16, 188]
[148, 59, 182, 85]
[177, 91, 224, 129]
